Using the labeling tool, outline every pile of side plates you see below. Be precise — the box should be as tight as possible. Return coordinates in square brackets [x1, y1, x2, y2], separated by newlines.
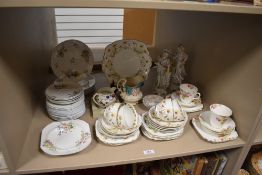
[192, 104, 238, 143]
[45, 81, 86, 121]
[141, 98, 188, 141]
[95, 103, 142, 146]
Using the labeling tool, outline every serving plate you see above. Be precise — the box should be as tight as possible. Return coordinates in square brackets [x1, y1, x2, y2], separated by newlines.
[102, 40, 152, 86]
[40, 120, 91, 155]
[51, 40, 94, 79]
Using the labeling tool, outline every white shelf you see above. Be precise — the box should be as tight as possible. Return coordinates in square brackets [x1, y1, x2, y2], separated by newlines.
[0, 0, 262, 15]
[16, 103, 245, 174]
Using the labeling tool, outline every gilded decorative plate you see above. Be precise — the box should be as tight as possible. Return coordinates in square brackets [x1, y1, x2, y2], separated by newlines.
[102, 40, 152, 86]
[51, 40, 94, 78]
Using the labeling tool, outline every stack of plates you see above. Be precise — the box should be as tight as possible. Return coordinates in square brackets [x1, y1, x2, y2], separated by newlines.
[192, 104, 238, 143]
[95, 103, 142, 146]
[141, 99, 188, 141]
[40, 120, 92, 156]
[45, 81, 86, 121]
[171, 91, 203, 113]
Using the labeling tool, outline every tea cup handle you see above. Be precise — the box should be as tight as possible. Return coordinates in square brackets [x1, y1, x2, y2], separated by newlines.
[194, 93, 201, 99]
[92, 93, 101, 107]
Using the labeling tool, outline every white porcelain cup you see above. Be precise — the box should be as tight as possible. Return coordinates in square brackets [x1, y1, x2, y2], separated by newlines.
[179, 83, 200, 104]
[180, 92, 201, 104]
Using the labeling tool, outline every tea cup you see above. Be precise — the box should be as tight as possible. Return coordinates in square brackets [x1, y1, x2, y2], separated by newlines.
[179, 83, 200, 104]
[103, 103, 121, 126]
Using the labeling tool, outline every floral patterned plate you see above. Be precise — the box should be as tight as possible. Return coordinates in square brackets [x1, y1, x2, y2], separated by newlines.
[102, 40, 152, 86]
[192, 118, 238, 143]
[51, 40, 94, 79]
[40, 120, 91, 156]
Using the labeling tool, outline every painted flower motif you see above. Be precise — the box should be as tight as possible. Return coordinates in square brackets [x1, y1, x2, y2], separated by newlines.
[75, 131, 90, 146]
[43, 139, 56, 151]
[57, 122, 75, 136]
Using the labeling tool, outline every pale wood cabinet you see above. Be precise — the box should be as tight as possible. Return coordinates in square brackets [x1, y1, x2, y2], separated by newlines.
[0, 1, 261, 175]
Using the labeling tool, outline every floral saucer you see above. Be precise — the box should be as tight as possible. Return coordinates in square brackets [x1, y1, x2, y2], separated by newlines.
[192, 118, 238, 143]
[40, 120, 91, 156]
[95, 119, 140, 146]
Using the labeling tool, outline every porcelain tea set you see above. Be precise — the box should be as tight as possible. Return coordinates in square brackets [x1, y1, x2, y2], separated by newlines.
[192, 104, 238, 143]
[141, 98, 188, 140]
[171, 83, 203, 113]
[40, 39, 240, 156]
[95, 103, 142, 145]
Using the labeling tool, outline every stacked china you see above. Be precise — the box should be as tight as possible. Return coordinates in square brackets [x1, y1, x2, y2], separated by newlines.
[192, 104, 238, 143]
[45, 80, 86, 121]
[141, 98, 188, 140]
[171, 83, 203, 113]
[95, 103, 142, 146]
[51, 40, 95, 95]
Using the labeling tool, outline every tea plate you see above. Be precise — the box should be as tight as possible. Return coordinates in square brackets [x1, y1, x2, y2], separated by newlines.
[192, 118, 238, 143]
[141, 127, 183, 141]
[40, 120, 91, 155]
[51, 40, 94, 79]
[102, 40, 152, 85]
[142, 113, 184, 138]
[95, 120, 140, 146]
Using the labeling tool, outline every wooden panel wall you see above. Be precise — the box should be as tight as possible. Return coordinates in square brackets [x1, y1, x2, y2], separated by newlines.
[0, 8, 56, 171]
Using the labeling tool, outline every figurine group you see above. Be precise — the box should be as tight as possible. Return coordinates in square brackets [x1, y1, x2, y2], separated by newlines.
[155, 44, 188, 96]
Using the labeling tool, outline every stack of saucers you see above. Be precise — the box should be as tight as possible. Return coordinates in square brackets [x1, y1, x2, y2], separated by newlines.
[192, 104, 238, 143]
[95, 103, 142, 146]
[45, 81, 86, 121]
[141, 98, 188, 141]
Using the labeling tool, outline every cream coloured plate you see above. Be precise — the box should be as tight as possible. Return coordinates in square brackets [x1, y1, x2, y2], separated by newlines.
[95, 119, 140, 146]
[192, 118, 238, 143]
[51, 40, 94, 78]
[102, 40, 152, 85]
[40, 120, 91, 155]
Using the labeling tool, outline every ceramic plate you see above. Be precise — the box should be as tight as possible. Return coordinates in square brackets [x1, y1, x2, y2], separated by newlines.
[95, 120, 140, 146]
[141, 112, 184, 139]
[51, 40, 94, 78]
[40, 120, 91, 155]
[192, 118, 238, 143]
[102, 40, 152, 85]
